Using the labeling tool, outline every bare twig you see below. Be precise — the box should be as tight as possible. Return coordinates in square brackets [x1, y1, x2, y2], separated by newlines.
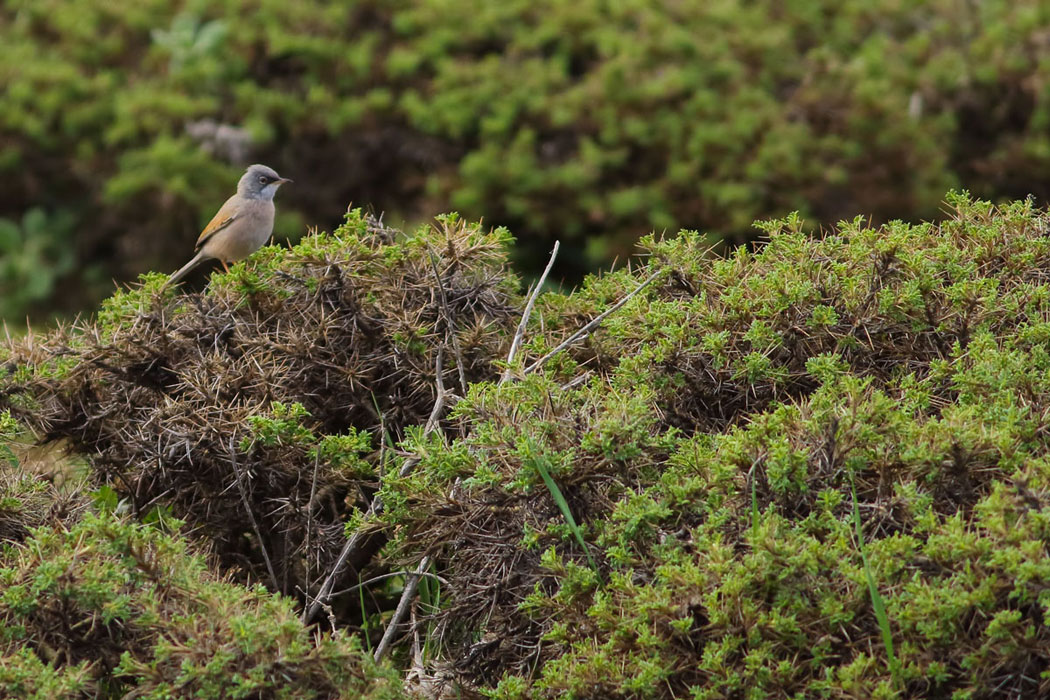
[427, 249, 468, 396]
[501, 241, 559, 384]
[560, 371, 592, 392]
[523, 268, 664, 376]
[370, 391, 389, 474]
[229, 437, 280, 592]
[302, 349, 448, 624]
[328, 568, 448, 598]
[303, 529, 367, 624]
[303, 449, 321, 602]
[374, 554, 432, 662]
[423, 348, 447, 435]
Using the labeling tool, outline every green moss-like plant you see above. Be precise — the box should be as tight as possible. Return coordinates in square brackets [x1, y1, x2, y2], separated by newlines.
[377, 194, 1050, 697]
[0, 511, 404, 699]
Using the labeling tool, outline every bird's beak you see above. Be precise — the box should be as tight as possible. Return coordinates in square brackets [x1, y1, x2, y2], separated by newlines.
[277, 178, 293, 185]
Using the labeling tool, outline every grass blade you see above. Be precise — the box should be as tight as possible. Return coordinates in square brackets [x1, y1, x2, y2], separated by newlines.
[523, 438, 598, 573]
[851, 475, 901, 688]
[751, 470, 759, 537]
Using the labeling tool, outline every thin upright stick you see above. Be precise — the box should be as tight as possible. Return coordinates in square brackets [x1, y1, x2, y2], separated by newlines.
[373, 554, 432, 662]
[501, 241, 559, 384]
[523, 268, 664, 375]
[304, 450, 321, 597]
[422, 347, 447, 435]
[230, 437, 280, 592]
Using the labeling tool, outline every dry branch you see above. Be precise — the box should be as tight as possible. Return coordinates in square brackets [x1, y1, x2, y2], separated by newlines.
[230, 436, 279, 592]
[427, 248, 468, 396]
[523, 267, 665, 375]
[374, 554, 432, 662]
[501, 241, 560, 384]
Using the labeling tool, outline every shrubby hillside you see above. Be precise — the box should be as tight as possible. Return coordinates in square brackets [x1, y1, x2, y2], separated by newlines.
[3, 194, 1050, 697]
[5, 0, 1050, 317]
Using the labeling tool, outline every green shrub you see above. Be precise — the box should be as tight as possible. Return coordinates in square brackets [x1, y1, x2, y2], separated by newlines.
[0, 208, 78, 321]
[0, 211, 520, 627]
[377, 194, 1050, 696]
[7, 0, 1050, 319]
[0, 511, 404, 699]
[8, 194, 1050, 697]
[0, 647, 92, 700]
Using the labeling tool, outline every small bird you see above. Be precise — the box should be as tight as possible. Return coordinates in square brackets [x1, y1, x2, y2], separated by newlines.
[164, 164, 291, 287]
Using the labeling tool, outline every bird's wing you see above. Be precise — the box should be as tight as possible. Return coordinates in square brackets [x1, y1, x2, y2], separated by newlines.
[194, 196, 240, 250]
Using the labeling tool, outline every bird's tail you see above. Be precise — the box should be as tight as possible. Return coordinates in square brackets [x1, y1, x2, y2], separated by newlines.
[163, 250, 208, 290]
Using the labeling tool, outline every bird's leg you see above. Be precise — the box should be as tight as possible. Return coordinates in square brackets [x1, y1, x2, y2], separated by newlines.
[221, 260, 230, 273]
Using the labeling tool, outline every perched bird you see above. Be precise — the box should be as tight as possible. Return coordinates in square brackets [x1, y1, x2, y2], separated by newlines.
[164, 164, 291, 287]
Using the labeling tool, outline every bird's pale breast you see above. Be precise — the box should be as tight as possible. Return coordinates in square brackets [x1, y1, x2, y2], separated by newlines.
[200, 199, 275, 263]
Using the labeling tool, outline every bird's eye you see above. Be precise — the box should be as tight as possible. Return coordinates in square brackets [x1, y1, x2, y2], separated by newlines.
[258, 176, 268, 184]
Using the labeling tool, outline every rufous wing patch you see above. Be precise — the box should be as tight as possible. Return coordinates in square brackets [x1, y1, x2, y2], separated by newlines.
[195, 197, 239, 250]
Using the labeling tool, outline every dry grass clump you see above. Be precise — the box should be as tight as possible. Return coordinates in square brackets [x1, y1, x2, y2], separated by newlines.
[0, 467, 87, 546]
[0, 211, 520, 618]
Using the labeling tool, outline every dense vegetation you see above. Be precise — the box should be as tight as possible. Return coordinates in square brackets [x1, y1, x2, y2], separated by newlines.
[6, 0, 1050, 318]
[3, 193, 1050, 697]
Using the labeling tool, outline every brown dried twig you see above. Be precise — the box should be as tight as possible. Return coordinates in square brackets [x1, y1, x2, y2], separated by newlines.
[523, 267, 665, 376]
[328, 568, 448, 598]
[501, 241, 559, 385]
[427, 248, 468, 396]
[304, 450, 321, 597]
[374, 554, 433, 662]
[230, 436, 280, 592]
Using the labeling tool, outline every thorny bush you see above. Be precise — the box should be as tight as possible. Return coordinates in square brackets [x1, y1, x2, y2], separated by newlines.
[6, 194, 1050, 697]
[0, 210, 519, 625]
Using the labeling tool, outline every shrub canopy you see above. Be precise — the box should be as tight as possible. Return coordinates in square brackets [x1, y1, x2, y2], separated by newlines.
[4, 194, 1050, 697]
[5, 0, 1050, 317]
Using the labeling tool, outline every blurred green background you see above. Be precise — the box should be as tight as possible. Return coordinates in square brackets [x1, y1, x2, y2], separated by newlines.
[3, 0, 1050, 324]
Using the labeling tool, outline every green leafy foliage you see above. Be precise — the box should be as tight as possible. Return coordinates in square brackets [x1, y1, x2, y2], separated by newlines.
[377, 194, 1050, 697]
[0, 411, 16, 470]
[851, 476, 900, 689]
[7, 195, 1050, 697]
[522, 436, 600, 573]
[8, 0, 1050, 319]
[0, 647, 92, 700]
[0, 511, 404, 699]
[150, 12, 228, 73]
[0, 209, 78, 320]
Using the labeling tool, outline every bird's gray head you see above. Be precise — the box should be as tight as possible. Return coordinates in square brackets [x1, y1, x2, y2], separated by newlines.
[237, 164, 291, 201]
